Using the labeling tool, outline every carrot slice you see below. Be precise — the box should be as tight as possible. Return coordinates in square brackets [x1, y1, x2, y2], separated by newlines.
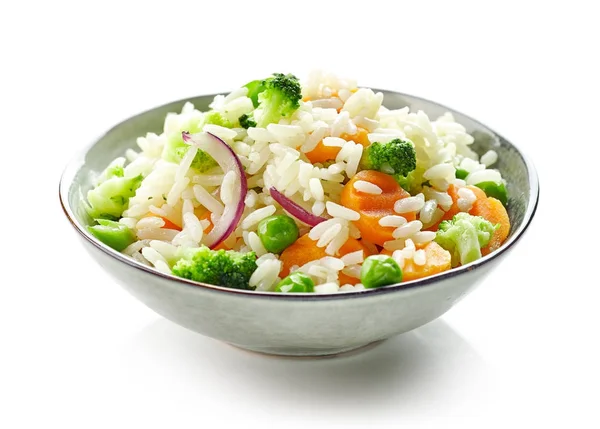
[341, 170, 415, 246]
[425, 185, 487, 231]
[470, 196, 510, 255]
[305, 127, 370, 164]
[279, 235, 372, 284]
[401, 242, 452, 282]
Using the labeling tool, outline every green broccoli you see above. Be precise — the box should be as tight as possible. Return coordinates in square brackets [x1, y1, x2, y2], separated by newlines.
[238, 113, 257, 129]
[86, 174, 143, 220]
[202, 110, 234, 128]
[87, 219, 136, 251]
[161, 110, 234, 172]
[435, 212, 499, 267]
[361, 139, 417, 177]
[171, 246, 258, 290]
[162, 132, 219, 172]
[244, 79, 266, 108]
[242, 73, 302, 128]
[394, 167, 426, 194]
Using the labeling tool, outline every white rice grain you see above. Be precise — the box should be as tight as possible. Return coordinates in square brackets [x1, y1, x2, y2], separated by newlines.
[466, 169, 503, 186]
[341, 265, 362, 279]
[316, 223, 343, 248]
[423, 163, 455, 181]
[153, 260, 172, 274]
[193, 184, 225, 215]
[241, 205, 276, 230]
[314, 282, 340, 294]
[413, 249, 427, 266]
[341, 250, 364, 265]
[149, 240, 178, 262]
[480, 150, 498, 167]
[412, 231, 436, 244]
[353, 180, 382, 195]
[379, 215, 408, 227]
[137, 228, 180, 242]
[309, 178, 325, 201]
[136, 216, 165, 230]
[321, 257, 345, 271]
[325, 225, 349, 255]
[141, 247, 168, 266]
[166, 177, 190, 207]
[393, 220, 423, 239]
[312, 200, 325, 216]
[310, 220, 344, 241]
[419, 200, 438, 224]
[247, 231, 268, 257]
[345, 144, 363, 178]
[394, 194, 425, 214]
[326, 202, 360, 221]
[220, 170, 237, 205]
[183, 212, 203, 243]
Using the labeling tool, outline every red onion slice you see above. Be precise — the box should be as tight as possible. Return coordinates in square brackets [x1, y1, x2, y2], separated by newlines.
[269, 187, 327, 226]
[182, 132, 247, 249]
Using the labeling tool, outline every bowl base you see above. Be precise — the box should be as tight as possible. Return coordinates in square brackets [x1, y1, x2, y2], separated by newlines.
[226, 339, 386, 358]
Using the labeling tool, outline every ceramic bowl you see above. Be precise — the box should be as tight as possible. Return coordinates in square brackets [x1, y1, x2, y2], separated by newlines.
[59, 90, 539, 357]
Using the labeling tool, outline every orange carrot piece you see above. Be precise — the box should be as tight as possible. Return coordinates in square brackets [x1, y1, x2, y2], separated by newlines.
[305, 127, 370, 164]
[400, 242, 452, 282]
[470, 196, 510, 255]
[279, 235, 372, 281]
[341, 170, 415, 246]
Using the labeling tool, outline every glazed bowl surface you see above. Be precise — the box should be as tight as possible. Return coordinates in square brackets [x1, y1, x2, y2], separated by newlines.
[59, 90, 539, 356]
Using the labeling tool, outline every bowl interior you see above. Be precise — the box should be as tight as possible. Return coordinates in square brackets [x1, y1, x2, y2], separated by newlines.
[61, 90, 538, 289]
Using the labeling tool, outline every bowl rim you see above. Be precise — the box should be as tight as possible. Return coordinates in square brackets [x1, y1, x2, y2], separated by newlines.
[58, 89, 540, 301]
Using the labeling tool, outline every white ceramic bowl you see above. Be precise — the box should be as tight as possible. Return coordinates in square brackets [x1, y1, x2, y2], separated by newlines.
[59, 90, 539, 356]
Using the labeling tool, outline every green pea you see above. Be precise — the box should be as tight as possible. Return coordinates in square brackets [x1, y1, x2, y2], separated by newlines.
[475, 181, 508, 206]
[360, 255, 403, 289]
[257, 215, 299, 254]
[455, 168, 469, 180]
[275, 272, 314, 293]
[87, 219, 136, 251]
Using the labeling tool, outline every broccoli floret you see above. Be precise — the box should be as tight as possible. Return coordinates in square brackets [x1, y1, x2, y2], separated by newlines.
[86, 174, 143, 220]
[171, 246, 258, 290]
[244, 73, 301, 128]
[162, 132, 218, 173]
[435, 212, 499, 267]
[238, 113, 257, 129]
[244, 80, 266, 108]
[394, 167, 426, 194]
[202, 110, 234, 128]
[361, 139, 417, 177]
[161, 110, 234, 172]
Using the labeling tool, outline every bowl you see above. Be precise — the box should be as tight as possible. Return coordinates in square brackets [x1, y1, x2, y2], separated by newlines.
[59, 90, 539, 357]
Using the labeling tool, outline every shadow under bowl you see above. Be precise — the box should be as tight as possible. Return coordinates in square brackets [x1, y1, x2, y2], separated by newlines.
[59, 90, 539, 357]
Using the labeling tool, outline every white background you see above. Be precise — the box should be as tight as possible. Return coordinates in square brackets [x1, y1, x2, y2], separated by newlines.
[1, 1, 599, 427]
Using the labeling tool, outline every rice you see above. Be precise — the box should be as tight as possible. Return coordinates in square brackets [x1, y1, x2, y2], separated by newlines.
[136, 216, 165, 230]
[480, 150, 498, 167]
[379, 215, 407, 227]
[326, 202, 360, 221]
[394, 194, 425, 214]
[341, 250, 364, 265]
[466, 169, 503, 186]
[393, 220, 423, 239]
[241, 205, 276, 230]
[413, 249, 427, 266]
[309, 178, 325, 201]
[84, 69, 508, 294]
[193, 184, 225, 215]
[353, 180, 382, 195]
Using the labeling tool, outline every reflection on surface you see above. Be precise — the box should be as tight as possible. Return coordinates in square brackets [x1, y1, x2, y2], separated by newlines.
[124, 317, 489, 419]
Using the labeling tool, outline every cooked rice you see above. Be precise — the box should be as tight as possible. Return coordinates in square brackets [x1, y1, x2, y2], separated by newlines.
[86, 69, 507, 293]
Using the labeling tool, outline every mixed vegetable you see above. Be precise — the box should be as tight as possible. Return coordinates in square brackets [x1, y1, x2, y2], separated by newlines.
[85, 71, 511, 293]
